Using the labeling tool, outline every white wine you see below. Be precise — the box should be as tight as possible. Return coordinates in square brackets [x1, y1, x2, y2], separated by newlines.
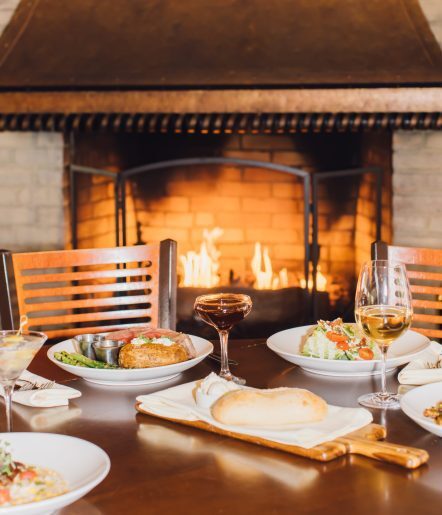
[355, 305, 411, 346]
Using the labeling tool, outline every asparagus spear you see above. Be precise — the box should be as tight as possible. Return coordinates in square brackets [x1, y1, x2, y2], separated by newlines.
[55, 350, 118, 369]
[69, 352, 118, 369]
[54, 351, 87, 367]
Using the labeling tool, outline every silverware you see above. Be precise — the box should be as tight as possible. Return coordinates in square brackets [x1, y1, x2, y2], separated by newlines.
[424, 359, 442, 369]
[207, 353, 239, 366]
[16, 380, 56, 391]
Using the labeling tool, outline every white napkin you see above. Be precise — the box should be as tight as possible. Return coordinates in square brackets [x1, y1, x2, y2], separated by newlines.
[398, 341, 442, 386]
[2, 370, 81, 408]
[136, 380, 372, 449]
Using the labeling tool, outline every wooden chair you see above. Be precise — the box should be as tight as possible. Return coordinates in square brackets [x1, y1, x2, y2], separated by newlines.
[0, 240, 177, 339]
[372, 241, 442, 340]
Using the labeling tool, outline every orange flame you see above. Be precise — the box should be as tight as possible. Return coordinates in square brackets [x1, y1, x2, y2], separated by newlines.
[300, 265, 327, 291]
[251, 242, 289, 290]
[179, 228, 223, 287]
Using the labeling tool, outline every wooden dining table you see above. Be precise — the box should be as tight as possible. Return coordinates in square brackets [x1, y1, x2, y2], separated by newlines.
[8, 339, 442, 515]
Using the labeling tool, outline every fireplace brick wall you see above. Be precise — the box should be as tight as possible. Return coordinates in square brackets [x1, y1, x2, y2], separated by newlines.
[73, 132, 387, 290]
[392, 131, 442, 248]
[0, 132, 65, 251]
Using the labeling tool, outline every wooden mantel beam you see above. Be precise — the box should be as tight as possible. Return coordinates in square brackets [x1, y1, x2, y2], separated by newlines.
[0, 88, 440, 114]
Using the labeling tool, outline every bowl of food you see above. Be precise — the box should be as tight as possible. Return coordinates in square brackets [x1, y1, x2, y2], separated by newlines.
[400, 383, 442, 437]
[267, 319, 430, 377]
[48, 327, 213, 386]
[0, 432, 110, 514]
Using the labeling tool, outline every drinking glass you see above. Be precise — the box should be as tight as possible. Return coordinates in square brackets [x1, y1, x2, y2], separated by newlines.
[0, 330, 47, 431]
[194, 293, 252, 385]
[355, 260, 412, 409]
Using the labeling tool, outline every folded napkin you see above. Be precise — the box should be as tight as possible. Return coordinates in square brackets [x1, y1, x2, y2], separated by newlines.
[136, 380, 372, 449]
[398, 341, 442, 386]
[1, 370, 81, 408]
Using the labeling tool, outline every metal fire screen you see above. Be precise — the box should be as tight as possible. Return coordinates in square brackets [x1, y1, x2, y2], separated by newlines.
[70, 158, 382, 321]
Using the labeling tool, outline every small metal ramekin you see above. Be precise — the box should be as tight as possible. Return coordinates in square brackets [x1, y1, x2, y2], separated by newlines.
[73, 334, 105, 360]
[92, 339, 125, 366]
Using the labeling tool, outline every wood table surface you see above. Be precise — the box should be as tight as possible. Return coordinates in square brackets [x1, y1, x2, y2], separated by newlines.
[6, 339, 442, 515]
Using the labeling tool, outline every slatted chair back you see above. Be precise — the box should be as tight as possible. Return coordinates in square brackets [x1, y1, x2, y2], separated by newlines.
[0, 240, 177, 339]
[372, 241, 442, 340]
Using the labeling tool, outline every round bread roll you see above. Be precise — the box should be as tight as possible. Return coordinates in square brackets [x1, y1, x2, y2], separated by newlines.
[211, 387, 327, 426]
[119, 342, 188, 368]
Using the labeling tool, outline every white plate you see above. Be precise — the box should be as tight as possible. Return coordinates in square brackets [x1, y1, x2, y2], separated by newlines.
[48, 335, 213, 385]
[0, 432, 110, 514]
[400, 383, 442, 437]
[267, 325, 430, 377]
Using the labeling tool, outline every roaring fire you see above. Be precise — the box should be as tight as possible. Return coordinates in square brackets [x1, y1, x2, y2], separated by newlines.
[180, 229, 298, 290]
[251, 242, 289, 290]
[300, 265, 327, 291]
[179, 228, 223, 287]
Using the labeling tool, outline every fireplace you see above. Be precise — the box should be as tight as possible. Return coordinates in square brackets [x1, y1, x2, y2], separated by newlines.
[0, 0, 439, 336]
[67, 131, 391, 337]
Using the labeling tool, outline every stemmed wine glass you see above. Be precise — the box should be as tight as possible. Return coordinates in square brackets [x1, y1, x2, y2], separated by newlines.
[194, 293, 252, 385]
[0, 329, 47, 431]
[355, 260, 412, 409]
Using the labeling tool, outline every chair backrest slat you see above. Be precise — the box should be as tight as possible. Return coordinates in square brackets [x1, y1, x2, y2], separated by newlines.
[22, 280, 153, 298]
[372, 241, 442, 340]
[22, 267, 151, 284]
[28, 294, 151, 312]
[44, 322, 151, 340]
[31, 308, 151, 327]
[0, 240, 177, 338]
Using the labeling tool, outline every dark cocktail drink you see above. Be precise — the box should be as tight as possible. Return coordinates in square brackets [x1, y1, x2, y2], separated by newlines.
[194, 293, 252, 384]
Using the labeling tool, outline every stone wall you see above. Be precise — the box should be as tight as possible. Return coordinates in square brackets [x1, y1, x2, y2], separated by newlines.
[0, 132, 65, 251]
[392, 131, 442, 248]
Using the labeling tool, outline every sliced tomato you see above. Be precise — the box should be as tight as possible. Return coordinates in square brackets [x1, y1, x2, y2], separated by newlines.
[326, 332, 348, 344]
[336, 341, 349, 351]
[19, 469, 37, 481]
[358, 347, 374, 360]
[0, 488, 10, 505]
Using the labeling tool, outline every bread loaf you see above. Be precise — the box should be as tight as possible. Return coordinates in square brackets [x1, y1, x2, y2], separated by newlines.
[211, 387, 327, 426]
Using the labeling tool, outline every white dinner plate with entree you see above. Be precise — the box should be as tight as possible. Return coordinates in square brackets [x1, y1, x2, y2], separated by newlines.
[48, 334, 213, 386]
[267, 321, 430, 377]
[400, 383, 442, 437]
[0, 432, 110, 514]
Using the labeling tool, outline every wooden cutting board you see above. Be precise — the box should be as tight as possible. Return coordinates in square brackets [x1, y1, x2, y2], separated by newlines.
[136, 403, 429, 469]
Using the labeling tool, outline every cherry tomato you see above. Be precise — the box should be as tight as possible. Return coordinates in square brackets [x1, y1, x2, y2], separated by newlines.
[336, 341, 349, 351]
[19, 469, 37, 481]
[326, 332, 348, 344]
[359, 347, 374, 360]
[0, 488, 10, 505]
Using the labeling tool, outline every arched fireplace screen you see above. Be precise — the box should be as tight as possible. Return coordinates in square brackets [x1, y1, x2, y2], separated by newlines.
[70, 158, 382, 322]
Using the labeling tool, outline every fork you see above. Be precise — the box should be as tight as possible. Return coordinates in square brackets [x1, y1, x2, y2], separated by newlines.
[16, 380, 56, 391]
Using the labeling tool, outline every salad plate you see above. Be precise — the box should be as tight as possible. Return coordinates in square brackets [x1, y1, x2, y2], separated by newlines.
[267, 325, 430, 377]
[0, 432, 110, 514]
[400, 383, 442, 437]
[48, 335, 213, 385]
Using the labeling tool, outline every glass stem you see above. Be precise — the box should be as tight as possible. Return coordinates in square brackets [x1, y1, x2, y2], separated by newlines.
[218, 330, 231, 379]
[380, 345, 388, 399]
[3, 383, 14, 432]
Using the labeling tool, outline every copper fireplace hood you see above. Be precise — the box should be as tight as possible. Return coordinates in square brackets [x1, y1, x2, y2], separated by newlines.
[0, 0, 440, 132]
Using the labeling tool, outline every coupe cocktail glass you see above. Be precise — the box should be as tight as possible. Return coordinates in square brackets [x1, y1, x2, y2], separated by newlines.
[194, 293, 252, 385]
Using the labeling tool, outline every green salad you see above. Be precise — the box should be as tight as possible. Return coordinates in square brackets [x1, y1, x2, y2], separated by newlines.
[302, 319, 381, 361]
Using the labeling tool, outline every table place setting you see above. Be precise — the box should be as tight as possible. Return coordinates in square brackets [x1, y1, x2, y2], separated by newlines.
[0, 261, 440, 514]
[398, 341, 442, 386]
[5, 370, 81, 408]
